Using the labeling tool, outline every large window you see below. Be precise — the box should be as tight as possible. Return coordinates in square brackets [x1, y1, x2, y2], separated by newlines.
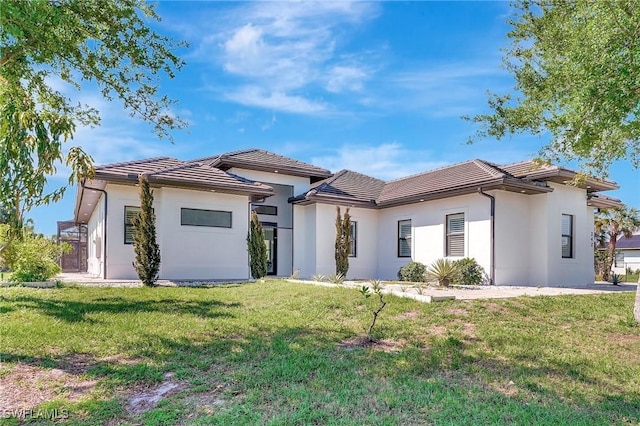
[181, 208, 232, 228]
[252, 205, 278, 216]
[561, 214, 574, 258]
[446, 213, 465, 257]
[349, 222, 357, 257]
[398, 219, 412, 257]
[124, 206, 141, 244]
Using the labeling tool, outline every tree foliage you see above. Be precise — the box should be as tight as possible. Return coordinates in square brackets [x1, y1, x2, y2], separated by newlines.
[247, 211, 268, 280]
[469, 1, 640, 177]
[334, 206, 351, 277]
[594, 206, 640, 281]
[0, 0, 186, 246]
[132, 176, 160, 287]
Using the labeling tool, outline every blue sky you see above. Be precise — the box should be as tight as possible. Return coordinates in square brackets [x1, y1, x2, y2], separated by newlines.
[31, 1, 639, 235]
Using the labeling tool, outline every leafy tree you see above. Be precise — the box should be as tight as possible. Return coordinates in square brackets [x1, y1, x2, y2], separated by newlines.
[469, 1, 640, 178]
[594, 207, 640, 282]
[132, 176, 160, 286]
[8, 234, 70, 283]
[247, 211, 268, 279]
[334, 206, 351, 277]
[0, 0, 186, 250]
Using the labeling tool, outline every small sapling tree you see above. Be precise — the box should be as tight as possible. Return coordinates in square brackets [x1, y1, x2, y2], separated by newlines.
[335, 206, 351, 277]
[360, 280, 387, 342]
[247, 210, 268, 279]
[132, 175, 160, 287]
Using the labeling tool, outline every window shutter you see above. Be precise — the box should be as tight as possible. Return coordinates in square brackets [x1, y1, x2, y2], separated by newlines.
[398, 220, 411, 257]
[446, 213, 465, 257]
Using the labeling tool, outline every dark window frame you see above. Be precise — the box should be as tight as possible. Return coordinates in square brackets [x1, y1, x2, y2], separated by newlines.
[446, 213, 465, 257]
[398, 219, 412, 258]
[124, 206, 141, 245]
[180, 208, 232, 228]
[349, 221, 357, 258]
[252, 205, 278, 216]
[562, 214, 574, 259]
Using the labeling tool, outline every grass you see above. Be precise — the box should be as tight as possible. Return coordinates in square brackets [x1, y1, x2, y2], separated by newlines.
[0, 281, 639, 425]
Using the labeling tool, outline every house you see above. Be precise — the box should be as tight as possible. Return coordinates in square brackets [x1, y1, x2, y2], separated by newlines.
[612, 233, 640, 274]
[73, 148, 621, 286]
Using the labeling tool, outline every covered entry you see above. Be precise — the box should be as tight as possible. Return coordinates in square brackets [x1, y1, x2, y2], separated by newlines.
[57, 221, 88, 272]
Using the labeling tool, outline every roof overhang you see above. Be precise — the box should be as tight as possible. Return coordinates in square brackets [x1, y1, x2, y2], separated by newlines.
[376, 177, 553, 208]
[587, 193, 624, 209]
[520, 168, 618, 192]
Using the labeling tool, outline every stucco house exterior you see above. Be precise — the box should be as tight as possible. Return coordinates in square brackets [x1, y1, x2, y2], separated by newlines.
[74, 148, 621, 286]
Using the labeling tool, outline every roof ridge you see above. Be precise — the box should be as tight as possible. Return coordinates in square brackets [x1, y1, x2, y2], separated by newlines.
[472, 159, 506, 178]
[146, 162, 201, 176]
[96, 157, 178, 170]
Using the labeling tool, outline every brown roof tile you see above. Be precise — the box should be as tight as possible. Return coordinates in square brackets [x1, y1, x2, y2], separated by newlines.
[94, 157, 186, 178]
[193, 148, 332, 178]
[307, 170, 385, 204]
[148, 163, 273, 194]
[377, 160, 508, 205]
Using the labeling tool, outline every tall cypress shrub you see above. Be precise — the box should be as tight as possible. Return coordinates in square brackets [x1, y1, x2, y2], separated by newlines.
[132, 175, 160, 286]
[247, 210, 268, 279]
[334, 206, 351, 277]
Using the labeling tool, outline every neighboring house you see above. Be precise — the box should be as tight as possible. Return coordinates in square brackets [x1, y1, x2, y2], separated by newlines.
[74, 149, 621, 286]
[612, 233, 640, 274]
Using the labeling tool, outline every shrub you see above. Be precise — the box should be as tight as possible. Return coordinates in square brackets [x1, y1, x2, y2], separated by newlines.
[398, 261, 427, 282]
[247, 211, 268, 279]
[132, 176, 161, 287]
[427, 258, 460, 287]
[360, 280, 387, 342]
[334, 207, 351, 277]
[453, 257, 487, 286]
[9, 235, 70, 283]
[328, 273, 344, 284]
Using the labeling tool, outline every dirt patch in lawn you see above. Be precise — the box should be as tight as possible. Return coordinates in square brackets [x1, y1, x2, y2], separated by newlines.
[0, 362, 98, 412]
[338, 336, 403, 353]
[126, 372, 186, 415]
[445, 307, 469, 316]
[395, 310, 420, 320]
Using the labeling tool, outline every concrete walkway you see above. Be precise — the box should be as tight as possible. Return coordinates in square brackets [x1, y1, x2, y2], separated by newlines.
[287, 279, 637, 302]
[53, 272, 637, 302]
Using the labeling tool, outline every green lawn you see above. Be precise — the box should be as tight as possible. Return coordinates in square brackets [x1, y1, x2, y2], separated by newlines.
[0, 281, 638, 425]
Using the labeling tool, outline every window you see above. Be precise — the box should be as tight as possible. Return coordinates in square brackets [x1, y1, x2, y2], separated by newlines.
[446, 213, 465, 257]
[349, 222, 357, 257]
[252, 205, 278, 215]
[181, 208, 232, 228]
[398, 220, 412, 257]
[124, 206, 140, 244]
[614, 252, 624, 268]
[561, 214, 574, 258]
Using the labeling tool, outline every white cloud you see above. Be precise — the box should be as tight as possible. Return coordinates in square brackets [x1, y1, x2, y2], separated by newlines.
[188, 2, 379, 113]
[224, 86, 327, 115]
[311, 143, 448, 180]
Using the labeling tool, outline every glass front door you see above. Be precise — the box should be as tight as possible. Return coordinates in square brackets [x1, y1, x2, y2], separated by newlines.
[262, 226, 277, 275]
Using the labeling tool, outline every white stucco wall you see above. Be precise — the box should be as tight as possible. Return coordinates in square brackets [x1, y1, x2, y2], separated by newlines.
[104, 183, 250, 280]
[376, 193, 492, 280]
[494, 190, 531, 285]
[293, 204, 317, 278]
[542, 183, 594, 286]
[86, 194, 105, 277]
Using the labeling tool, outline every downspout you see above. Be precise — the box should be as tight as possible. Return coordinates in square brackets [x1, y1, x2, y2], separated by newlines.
[81, 180, 108, 280]
[478, 188, 495, 285]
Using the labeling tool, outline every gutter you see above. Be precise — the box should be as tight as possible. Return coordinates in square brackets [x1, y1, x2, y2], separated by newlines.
[80, 180, 109, 279]
[478, 188, 495, 285]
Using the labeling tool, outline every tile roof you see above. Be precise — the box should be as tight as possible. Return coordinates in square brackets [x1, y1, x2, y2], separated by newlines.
[500, 160, 619, 191]
[193, 148, 332, 179]
[94, 157, 186, 178]
[306, 170, 385, 204]
[616, 234, 640, 250]
[148, 163, 273, 194]
[377, 160, 522, 205]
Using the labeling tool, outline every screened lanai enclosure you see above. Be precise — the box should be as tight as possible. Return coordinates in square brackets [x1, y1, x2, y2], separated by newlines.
[57, 221, 88, 272]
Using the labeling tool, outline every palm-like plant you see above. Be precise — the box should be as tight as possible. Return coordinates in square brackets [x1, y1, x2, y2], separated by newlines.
[594, 207, 640, 281]
[427, 258, 460, 287]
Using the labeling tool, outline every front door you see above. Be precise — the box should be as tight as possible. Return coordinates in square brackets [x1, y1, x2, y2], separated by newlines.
[262, 225, 277, 275]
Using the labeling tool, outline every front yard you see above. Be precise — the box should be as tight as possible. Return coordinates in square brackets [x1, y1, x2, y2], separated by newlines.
[0, 281, 638, 425]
